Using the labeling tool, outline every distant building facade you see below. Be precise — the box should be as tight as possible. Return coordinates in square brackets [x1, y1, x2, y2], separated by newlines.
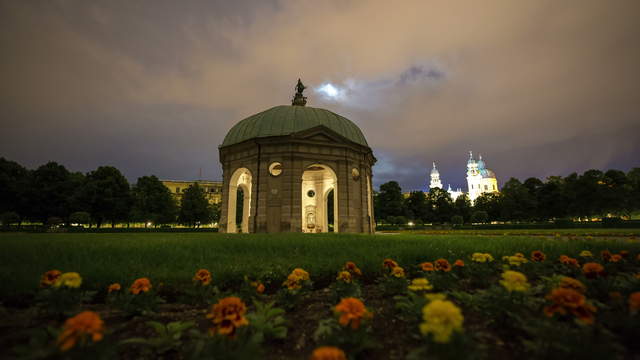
[427, 151, 499, 203]
[161, 180, 223, 205]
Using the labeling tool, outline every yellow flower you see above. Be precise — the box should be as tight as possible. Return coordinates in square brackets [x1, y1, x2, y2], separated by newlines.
[579, 250, 593, 257]
[408, 278, 433, 292]
[336, 271, 352, 283]
[503, 253, 528, 266]
[425, 293, 447, 302]
[391, 266, 405, 278]
[419, 300, 464, 343]
[471, 253, 494, 263]
[499, 270, 530, 292]
[53, 272, 82, 289]
[57, 311, 104, 351]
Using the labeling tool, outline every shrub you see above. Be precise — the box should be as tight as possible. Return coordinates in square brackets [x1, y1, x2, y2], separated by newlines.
[69, 212, 91, 226]
[0, 211, 20, 227]
[471, 211, 488, 224]
[451, 215, 463, 226]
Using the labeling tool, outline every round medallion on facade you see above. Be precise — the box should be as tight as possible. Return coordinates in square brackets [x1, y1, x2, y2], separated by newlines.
[218, 79, 376, 234]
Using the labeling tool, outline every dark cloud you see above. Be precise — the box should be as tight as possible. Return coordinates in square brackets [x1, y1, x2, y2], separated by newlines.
[1, 0, 639, 191]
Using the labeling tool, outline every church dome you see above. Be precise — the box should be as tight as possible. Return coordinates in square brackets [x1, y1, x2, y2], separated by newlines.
[480, 168, 496, 179]
[221, 105, 368, 148]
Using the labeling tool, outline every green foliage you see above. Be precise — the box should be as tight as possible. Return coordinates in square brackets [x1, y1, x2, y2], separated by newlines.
[246, 301, 288, 342]
[77, 166, 132, 227]
[178, 183, 212, 227]
[375, 181, 405, 222]
[450, 215, 463, 226]
[69, 211, 91, 226]
[470, 210, 488, 224]
[329, 280, 362, 303]
[313, 315, 378, 358]
[0, 211, 20, 226]
[131, 175, 177, 226]
[35, 287, 96, 318]
[107, 290, 165, 316]
[120, 320, 196, 356]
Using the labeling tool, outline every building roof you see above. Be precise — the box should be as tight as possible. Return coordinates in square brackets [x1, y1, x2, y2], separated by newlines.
[221, 105, 369, 148]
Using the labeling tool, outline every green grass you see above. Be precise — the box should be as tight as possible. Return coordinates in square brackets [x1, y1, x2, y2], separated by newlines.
[1, 232, 639, 297]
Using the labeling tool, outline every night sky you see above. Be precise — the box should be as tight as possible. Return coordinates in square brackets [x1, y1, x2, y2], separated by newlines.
[2, 1, 639, 191]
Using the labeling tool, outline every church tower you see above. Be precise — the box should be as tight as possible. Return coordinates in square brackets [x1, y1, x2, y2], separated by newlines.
[429, 162, 443, 190]
[466, 151, 482, 202]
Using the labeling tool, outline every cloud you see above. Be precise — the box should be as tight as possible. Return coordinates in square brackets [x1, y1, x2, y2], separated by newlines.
[1, 0, 639, 190]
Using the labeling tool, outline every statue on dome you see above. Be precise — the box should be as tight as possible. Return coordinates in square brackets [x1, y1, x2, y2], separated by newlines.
[292, 78, 308, 106]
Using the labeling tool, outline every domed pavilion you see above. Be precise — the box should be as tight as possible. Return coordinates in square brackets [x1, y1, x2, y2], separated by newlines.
[218, 79, 376, 233]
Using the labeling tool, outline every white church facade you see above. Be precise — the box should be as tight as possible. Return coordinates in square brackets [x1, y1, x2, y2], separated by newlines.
[429, 152, 499, 202]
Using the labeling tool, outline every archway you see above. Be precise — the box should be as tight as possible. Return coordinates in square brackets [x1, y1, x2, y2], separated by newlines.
[227, 168, 252, 233]
[301, 164, 338, 233]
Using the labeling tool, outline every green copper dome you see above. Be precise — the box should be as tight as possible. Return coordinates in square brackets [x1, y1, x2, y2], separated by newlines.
[221, 105, 368, 148]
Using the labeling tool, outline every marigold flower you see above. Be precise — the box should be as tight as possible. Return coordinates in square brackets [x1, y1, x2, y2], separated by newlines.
[310, 346, 347, 360]
[283, 273, 302, 290]
[544, 288, 596, 324]
[471, 253, 494, 263]
[130, 277, 152, 294]
[629, 292, 640, 314]
[609, 291, 622, 300]
[57, 311, 104, 351]
[579, 250, 593, 257]
[582, 262, 605, 279]
[499, 271, 530, 292]
[419, 299, 464, 343]
[334, 297, 372, 329]
[336, 271, 352, 283]
[408, 278, 433, 292]
[503, 253, 528, 266]
[292, 268, 310, 281]
[53, 272, 82, 289]
[425, 293, 447, 302]
[531, 250, 546, 262]
[558, 277, 586, 294]
[391, 266, 405, 278]
[40, 269, 62, 287]
[107, 283, 121, 294]
[435, 259, 451, 272]
[193, 269, 212, 286]
[207, 297, 249, 337]
[250, 281, 265, 294]
[383, 258, 398, 269]
[609, 254, 622, 263]
[601, 250, 612, 262]
[559, 255, 579, 267]
[420, 262, 435, 271]
[343, 262, 362, 277]
[453, 259, 464, 267]
[619, 250, 629, 258]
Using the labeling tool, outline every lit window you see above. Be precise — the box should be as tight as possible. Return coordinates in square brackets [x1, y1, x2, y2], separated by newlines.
[176, 187, 181, 193]
[484, 185, 488, 190]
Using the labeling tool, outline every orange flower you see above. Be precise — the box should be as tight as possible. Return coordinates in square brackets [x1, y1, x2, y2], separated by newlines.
[453, 259, 465, 267]
[283, 273, 302, 290]
[343, 261, 362, 277]
[206, 297, 249, 337]
[531, 250, 546, 262]
[292, 268, 310, 281]
[107, 283, 121, 294]
[558, 277, 586, 294]
[629, 292, 640, 313]
[582, 262, 605, 279]
[544, 288, 596, 325]
[129, 278, 152, 294]
[391, 266, 405, 278]
[559, 255, 579, 267]
[310, 346, 347, 360]
[193, 269, 212, 286]
[335, 297, 372, 329]
[57, 311, 104, 351]
[601, 250, 612, 262]
[619, 250, 629, 258]
[383, 258, 398, 270]
[250, 281, 265, 294]
[420, 262, 435, 271]
[435, 259, 452, 272]
[609, 254, 622, 263]
[40, 269, 62, 287]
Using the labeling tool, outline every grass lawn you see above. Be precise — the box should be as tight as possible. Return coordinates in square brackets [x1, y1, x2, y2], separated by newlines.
[1, 231, 639, 297]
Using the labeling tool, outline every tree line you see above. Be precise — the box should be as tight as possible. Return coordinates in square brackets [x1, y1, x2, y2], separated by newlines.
[0, 158, 220, 228]
[374, 168, 640, 225]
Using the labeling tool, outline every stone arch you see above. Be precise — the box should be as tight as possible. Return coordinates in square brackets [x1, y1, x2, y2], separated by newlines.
[227, 167, 252, 233]
[301, 164, 338, 233]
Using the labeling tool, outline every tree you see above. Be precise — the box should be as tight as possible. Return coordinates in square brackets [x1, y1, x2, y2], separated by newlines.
[601, 169, 632, 217]
[178, 183, 212, 227]
[131, 175, 177, 227]
[69, 211, 91, 227]
[473, 193, 501, 222]
[0, 158, 30, 218]
[537, 176, 569, 220]
[427, 188, 454, 223]
[404, 191, 429, 223]
[628, 168, 640, 214]
[25, 162, 82, 223]
[500, 178, 536, 221]
[453, 194, 472, 223]
[374, 181, 405, 223]
[523, 177, 544, 220]
[0, 211, 20, 227]
[471, 211, 489, 224]
[78, 166, 132, 227]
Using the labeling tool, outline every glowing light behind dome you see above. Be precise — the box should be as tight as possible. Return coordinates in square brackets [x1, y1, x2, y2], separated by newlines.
[315, 82, 345, 101]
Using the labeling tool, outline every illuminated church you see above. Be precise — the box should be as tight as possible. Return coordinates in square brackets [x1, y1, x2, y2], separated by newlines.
[429, 151, 499, 202]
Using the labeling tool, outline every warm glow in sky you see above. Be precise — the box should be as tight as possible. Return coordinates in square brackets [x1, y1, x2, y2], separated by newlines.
[1, 1, 639, 190]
